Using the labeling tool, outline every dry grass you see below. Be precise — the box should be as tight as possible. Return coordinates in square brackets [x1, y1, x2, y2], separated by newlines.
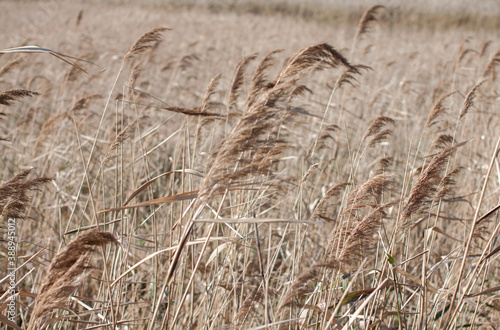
[2, 1, 500, 329]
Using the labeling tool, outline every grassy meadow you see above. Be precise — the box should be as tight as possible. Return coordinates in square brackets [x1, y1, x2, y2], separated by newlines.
[2, 1, 500, 328]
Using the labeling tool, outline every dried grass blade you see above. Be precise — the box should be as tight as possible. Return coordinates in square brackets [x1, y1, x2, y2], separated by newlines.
[123, 171, 173, 206]
[206, 242, 232, 266]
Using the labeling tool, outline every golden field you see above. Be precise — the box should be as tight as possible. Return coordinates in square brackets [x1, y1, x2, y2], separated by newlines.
[1, 1, 500, 329]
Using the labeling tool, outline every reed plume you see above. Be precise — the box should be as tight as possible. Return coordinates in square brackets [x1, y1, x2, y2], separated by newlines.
[156, 44, 361, 325]
[102, 118, 140, 163]
[245, 50, 282, 109]
[402, 143, 465, 225]
[375, 157, 393, 175]
[367, 129, 392, 148]
[229, 54, 257, 112]
[362, 116, 394, 144]
[313, 182, 350, 222]
[0, 56, 22, 78]
[431, 134, 455, 150]
[199, 43, 358, 203]
[424, 91, 455, 130]
[277, 43, 359, 85]
[434, 167, 461, 201]
[201, 73, 222, 112]
[324, 173, 395, 271]
[232, 288, 265, 326]
[328, 204, 390, 270]
[36, 94, 101, 147]
[479, 40, 492, 57]
[352, 5, 386, 54]
[334, 64, 370, 89]
[0, 89, 39, 106]
[482, 49, 500, 81]
[345, 173, 395, 210]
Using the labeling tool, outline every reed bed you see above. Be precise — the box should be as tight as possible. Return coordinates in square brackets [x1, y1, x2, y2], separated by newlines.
[1, 1, 500, 329]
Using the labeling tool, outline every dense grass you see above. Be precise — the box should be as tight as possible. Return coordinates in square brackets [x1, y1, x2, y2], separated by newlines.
[2, 1, 500, 329]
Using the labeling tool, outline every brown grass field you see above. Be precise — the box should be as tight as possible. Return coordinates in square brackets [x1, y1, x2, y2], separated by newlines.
[2, 0, 500, 329]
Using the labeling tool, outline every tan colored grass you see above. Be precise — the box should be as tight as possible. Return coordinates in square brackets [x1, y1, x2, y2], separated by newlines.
[29, 230, 118, 329]
[3, 3, 500, 329]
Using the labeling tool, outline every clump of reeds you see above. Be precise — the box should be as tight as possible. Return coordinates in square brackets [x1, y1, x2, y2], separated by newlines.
[160, 44, 364, 322]
[362, 116, 394, 148]
[29, 230, 118, 329]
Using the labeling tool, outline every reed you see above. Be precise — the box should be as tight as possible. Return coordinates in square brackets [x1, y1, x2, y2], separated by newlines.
[1, 2, 500, 328]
